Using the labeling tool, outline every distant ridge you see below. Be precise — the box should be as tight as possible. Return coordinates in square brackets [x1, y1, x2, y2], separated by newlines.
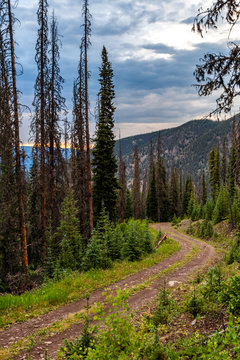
[21, 117, 235, 183]
[115, 117, 235, 183]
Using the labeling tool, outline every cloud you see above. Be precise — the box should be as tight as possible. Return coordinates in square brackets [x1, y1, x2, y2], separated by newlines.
[13, 0, 237, 143]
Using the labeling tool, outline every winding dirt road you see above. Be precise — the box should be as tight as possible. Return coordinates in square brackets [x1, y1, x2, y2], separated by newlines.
[0, 223, 218, 359]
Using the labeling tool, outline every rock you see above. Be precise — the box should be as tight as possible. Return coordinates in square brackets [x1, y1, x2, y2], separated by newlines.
[191, 319, 197, 326]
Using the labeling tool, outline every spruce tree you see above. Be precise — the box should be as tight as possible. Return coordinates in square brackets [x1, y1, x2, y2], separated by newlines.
[48, 13, 67, 230]
[221, 138, 227, 185]
[82, 0, 93, 234]
[92, 46, 118, 223]
[4, 0, 29, 282]
[56, 190, 83, 271]
[169, 165, 179, 219]
[201, 171, 207, 205]
[132, 145, 141, 219]
[118, 135, 126, 223]
[72, 43, 89, 241]
[0, 16, 21, 288]
[182, 175, 193, 215]
[32, 0, 49, 261]
[125, 189, 133, 219]
[146, 166, 158, 221]
[209, 146, 216, 200]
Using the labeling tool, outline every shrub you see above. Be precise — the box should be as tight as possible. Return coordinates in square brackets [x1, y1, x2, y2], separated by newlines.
[220, 275, 240, 315]
[152, 282, 173, 326]
[226, 232, 240, 265]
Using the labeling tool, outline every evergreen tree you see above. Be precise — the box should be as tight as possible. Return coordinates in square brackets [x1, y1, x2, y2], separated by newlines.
[32, 0, 49, 261]
[212, 184, 229, 224]
[82, 0, 93, 234]
[169, 165, 179, 219]
[48, 13, 67, 230]
[3, 0, 29, 283]
[221, 138, 227, 184]
[156, 132, 164, 221]
[0, 17, 21, 289]
[182, 175, 193, 215]
[209, 146, 218, 200]
[92, 46, 118, 223]
[201, 170, 207, 205]
[228, 134, 237, 200]
[72, 44, 89, 241]
[118, 135, 126, 223]
[146, 166, 158, 221]
[132, 145, 141, 219]
[56, 190, 83, 271]
[125, 189, 133, 219]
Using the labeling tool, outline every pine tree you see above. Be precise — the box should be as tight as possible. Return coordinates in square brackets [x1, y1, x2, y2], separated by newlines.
[146, 166, 158, 221]
[32, 0, 49, 261]
[221, 138, 227, 184]
[182, 175, 193, 215]
[125, 189, 133, 219]
[56, 190, 83, 271]
[92, 46, 118, 223]
[5, 0, 29, 282]
[212, 184, 229, 224]
[201, 171, 207, 205]
[228, 134, 236, 200]
[118, 135, 126, 223]
[72, 44, 88, 241]
[132, 145, 141, 219]
[82, 0, 93, 234]
[0, 16, 21, 288]
[48, 13, 67, 230]
[169, 165, 179, 219]
[156, 132, 164, 221]
[209, 146, 219, 200]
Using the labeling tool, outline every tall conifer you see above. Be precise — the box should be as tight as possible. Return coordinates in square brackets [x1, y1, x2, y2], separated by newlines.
[132, 145, 141, 219]
[92, 46, 118, 222]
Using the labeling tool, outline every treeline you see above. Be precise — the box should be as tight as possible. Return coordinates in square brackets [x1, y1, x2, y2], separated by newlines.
[177, 117, 240, 234]
[0, 0, 122, 293]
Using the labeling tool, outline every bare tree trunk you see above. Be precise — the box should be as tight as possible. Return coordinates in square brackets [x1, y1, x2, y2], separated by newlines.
[40, 0, 47, 260]
[7, 0, 29, 278]
[84, 3, 93, 235]
[49, 20, 55, 223]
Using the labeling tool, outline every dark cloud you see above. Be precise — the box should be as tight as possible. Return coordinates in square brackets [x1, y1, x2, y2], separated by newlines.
[11, 0, 232, 142]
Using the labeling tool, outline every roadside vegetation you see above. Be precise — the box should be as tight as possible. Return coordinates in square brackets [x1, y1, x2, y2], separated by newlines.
[57, 227, 240, 360]
[0, 221, 180, 328]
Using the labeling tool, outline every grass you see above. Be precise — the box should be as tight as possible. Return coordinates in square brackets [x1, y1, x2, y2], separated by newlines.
[0, 236, 180, 328]
[0, 240, 200, 360]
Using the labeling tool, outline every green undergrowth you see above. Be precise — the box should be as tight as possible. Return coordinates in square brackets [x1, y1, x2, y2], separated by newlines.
[57, 261, 240, 360]
[0, 236, 180, 328]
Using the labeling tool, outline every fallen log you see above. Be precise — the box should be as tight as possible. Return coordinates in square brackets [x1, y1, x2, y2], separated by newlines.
[155, 232, 168, 249]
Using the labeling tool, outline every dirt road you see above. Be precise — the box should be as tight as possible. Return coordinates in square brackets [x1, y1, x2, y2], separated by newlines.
[1, 223, 217, 359]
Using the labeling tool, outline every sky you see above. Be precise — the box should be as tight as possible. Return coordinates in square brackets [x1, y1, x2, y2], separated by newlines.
[12, 0, 240, 143]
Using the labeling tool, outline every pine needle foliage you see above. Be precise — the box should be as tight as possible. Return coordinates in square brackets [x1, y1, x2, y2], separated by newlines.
[56, 190, 83, 271]
[92, 46, 118, 223]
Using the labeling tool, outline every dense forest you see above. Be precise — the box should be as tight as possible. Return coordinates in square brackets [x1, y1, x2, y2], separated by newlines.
[2, 0, 240, 359]
[0, 0, 240, 294]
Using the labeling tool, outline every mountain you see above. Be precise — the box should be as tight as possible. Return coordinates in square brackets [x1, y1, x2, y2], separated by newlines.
[115, 117, 234, 184]
[22, 117, 234, 184]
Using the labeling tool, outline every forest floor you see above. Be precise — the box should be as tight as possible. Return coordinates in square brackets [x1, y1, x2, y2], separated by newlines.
[0, 223, 218, 360]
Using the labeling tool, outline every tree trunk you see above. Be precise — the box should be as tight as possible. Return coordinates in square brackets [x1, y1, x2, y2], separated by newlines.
[7, 0, 29, 279]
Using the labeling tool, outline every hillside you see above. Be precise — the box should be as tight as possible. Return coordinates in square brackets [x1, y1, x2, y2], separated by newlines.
[115, 117, 234, 183]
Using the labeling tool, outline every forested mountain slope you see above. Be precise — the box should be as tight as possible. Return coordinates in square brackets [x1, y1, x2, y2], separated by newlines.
[115, 117, 234, 183]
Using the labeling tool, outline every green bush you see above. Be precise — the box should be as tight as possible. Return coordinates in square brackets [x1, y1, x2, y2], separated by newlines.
[152, 282, 174, 326]
[202, 265, 224, 302]
[220, 275, 240, 315]
[185, 288, 203, 317]
[226, 233, 240, 265]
